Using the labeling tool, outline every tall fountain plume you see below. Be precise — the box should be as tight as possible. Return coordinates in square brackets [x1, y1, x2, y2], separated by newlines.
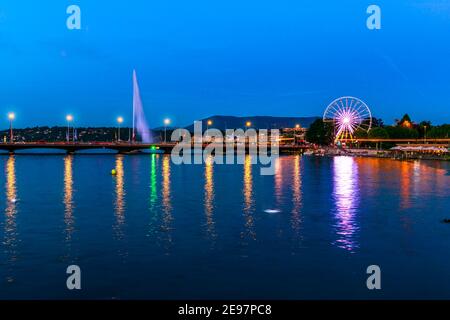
[132, 69, 152, 143]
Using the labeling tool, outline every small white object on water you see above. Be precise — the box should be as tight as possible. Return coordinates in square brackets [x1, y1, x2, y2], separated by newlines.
[264, 209, 281, 214]
[10, 198, 17, 203]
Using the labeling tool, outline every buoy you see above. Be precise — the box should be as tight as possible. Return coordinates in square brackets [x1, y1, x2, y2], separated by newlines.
[111, 169, 117, 175]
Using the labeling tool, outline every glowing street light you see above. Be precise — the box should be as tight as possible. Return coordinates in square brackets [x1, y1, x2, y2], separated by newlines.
[8, 112, 15, 143]
[206, 120, 213, 140]
[117, 116, 124, 142]
[164, 118, 171, 143]
[66, 115, 73, 142]
[295, 124, 300, 129]
[245, 121, 252, 128]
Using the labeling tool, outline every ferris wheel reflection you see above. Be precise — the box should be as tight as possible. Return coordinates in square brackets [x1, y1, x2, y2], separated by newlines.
[332, 156, 360, 252]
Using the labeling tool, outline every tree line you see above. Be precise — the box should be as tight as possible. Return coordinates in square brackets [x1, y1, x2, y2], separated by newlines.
[306, 114, 450, 146]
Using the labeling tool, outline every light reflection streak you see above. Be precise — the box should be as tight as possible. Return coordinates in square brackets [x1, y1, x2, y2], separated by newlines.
[204, 156, 216, 238]
[242, 155, 255, 240]
[161, 155, 173, 249]
[291, 155, 303, 234]
[147, 154, 159, 237]
[114, 155, 125, 239]
[274, 157, 283, 207]
[400, 161, 411, 209]
[63, 155, 75, 242]
[150, 154, 157, 209]
[4, 156, 18, 283]
[332, 156, 360, 252]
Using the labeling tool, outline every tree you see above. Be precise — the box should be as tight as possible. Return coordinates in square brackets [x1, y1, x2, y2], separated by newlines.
[305, 119, 333, 145]
[385, 125, 419, 139]
[427, 124, 450, 138]
[371, 117, 385, 128]
[354, 128, 368, 139]
[418, 121, 432, 138]
[368, 127, 389, 139]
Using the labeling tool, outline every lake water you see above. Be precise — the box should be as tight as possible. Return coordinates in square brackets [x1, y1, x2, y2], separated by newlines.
[0, 153, 449, 299]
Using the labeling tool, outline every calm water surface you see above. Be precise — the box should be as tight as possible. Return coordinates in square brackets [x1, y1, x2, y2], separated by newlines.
[0, 154, 449, 299]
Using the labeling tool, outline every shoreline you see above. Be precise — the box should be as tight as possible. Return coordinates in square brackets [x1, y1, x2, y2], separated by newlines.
[305, 147, 449, 162]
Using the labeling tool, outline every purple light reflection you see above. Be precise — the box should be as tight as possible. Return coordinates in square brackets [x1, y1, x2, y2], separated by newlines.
[332, 156, 360, 252]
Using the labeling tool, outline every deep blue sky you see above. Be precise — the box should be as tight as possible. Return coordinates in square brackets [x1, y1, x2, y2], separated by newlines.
[1, 0, 449, 128]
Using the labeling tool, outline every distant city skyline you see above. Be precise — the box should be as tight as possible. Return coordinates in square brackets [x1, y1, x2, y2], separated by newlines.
[1, 1, 449, 129]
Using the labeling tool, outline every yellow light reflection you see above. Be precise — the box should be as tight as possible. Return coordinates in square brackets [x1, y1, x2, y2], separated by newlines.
[5, 155, 18, 283]
[161, 155, 173, 244]
[114, 155, 125, 238]
[64, 155, 75, 241]
[204, 156, 215, 238]
[291, 155, 303, 233]
[243, 155, 255, 239]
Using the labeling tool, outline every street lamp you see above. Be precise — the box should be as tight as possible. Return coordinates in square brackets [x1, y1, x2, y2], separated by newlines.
[117, 117, 124, 142]
[164, 118, 171, 143]
[66, 115, 73, 142]
[424, 125, 427, 143]
[245, 121, 251, 128]
[8, 113, 15, 143]
[295, 124, 300, 145]
[206, 120, 213, 141]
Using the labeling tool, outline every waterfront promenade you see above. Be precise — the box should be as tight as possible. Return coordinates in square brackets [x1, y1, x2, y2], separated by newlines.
[0, 141, 308, 154]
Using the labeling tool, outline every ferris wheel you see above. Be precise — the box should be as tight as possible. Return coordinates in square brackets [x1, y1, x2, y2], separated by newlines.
[323, 96, 372, 141]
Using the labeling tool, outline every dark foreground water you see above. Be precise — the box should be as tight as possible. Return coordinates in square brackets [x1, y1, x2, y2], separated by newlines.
[0, 153, 449, 299]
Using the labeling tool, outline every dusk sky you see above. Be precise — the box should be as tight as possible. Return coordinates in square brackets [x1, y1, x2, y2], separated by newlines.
[1, 0, 449, 128]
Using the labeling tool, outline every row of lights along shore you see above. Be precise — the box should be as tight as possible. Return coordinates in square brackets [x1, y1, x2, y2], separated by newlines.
[5, 114, 301, 143]
[4, 113, 174, 143]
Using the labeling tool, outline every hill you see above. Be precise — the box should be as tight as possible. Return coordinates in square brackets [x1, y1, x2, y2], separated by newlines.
[183, 115, 319, 132]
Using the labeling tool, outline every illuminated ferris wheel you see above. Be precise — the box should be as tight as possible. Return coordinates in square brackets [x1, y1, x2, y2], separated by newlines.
[323, 96, 372, 142]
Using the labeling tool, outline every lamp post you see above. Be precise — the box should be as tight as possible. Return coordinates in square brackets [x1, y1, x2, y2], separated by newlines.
[117, 117, 124, 142]
[206, 120, 212, 141]
[295, 124, 300, 145]
[245, 121, 251, 128]
[164, 118, 171, 143]
[424, 125, 427, 143]
[8, 113, 15, 143]
[66, 115, 73, 142]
